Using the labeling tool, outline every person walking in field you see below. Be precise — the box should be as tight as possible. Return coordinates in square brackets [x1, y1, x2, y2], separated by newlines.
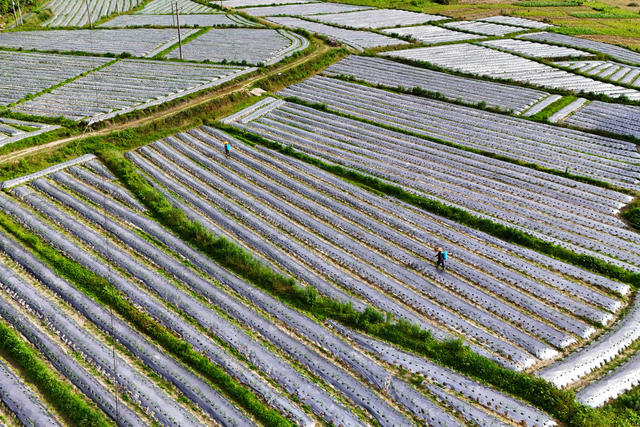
[435, 247, 446, 271]
[224, 141, 231, 157]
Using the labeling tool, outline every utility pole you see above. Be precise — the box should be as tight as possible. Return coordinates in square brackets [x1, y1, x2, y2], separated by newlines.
[15, 0, 23, 25]
[171, 1, 175, 27]
[84, 0, 93, 28]
[175, 1, 183, 60]
[11, 0, 18, 26]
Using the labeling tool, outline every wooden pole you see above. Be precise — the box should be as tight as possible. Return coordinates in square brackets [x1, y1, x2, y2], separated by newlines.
[11, 0, 18, 26]
[175, 2, 183, 60]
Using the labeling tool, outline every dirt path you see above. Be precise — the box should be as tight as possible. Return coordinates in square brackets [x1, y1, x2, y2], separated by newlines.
[0, 42, 330, 165]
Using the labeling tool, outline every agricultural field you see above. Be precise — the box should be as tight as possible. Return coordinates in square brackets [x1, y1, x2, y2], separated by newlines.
[11, 59, 254, 122]
[164, 28, 308, 64]
[42, 0, 143, 27]
[0, 51, 110, 106]
[266, 16, 407, 50]
[99, 13, 242, 27]
[3, 0, 640, 423]
[0, 28, 198, 56]
[306, 8, 447, 28]
[384, 43, 640, 100]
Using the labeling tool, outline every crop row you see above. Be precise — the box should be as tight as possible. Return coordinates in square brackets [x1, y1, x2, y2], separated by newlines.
[556, 60, 640, 86]
[0, 50, 110, 107]
[0, 354, 60, 426]
[306, 8, 447, 29]
[519, 32, 640, 66]
[384, 44, 640, 100]
[165, 28, 308, 65]
[44, 0, 143, 27]
[323, 55, 550, 113]
[266, 17, 405, 51]
[0, 28, 195, 57]
[562, 100, 640, 139]
[481, 39, 589, 58]
[0, 118, 59, 148]
[13, 59, 253, 122]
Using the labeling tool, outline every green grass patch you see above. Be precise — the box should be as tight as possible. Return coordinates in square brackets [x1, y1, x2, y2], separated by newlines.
[530, 95, 578, 121]
[514, 1, 583, 6]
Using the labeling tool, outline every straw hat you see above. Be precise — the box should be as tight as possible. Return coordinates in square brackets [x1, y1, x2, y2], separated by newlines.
[437, 247, 443, 252]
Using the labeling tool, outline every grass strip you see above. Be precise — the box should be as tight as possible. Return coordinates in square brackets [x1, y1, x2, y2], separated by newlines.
[0, 316, 108, 426]
[0, 210, 293, 427]
[530, 95, 578, 121]
[99, 145, 619, 427]
[217, 122, 640, 288]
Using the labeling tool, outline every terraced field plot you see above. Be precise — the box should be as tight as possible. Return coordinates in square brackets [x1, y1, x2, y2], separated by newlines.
[267, 17, 406, 50]
[478, 15, 553, 29]
[0, 51, 110, 106]
[221, 0, 318, 7]
[273, 82, 640, 270]
[43, 0, 143, 27]
[164, 28, 308, 64]
[562, 101, 640, 139]
[381, 24, 486, 44]
[323, 55, 550, 113]
[0, 151, 566, 426]
[12, 59, 253, 122]
[481, 39, 590, 58]
[0, 28, 197, 56]
[442, 20, 524, 36]
[308, 8, 447, 28]
[238, 2, 371, 16]
[135, 0, 214, 14]
[519, 32, 640, 66]
[100, 13, 241, 27]
[0, 118, 59, 147]
[384, 44, 640, 100]
[556, 60, 640, 86]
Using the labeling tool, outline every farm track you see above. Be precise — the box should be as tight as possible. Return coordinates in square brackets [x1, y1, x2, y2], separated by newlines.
[0, 40, 331, 166]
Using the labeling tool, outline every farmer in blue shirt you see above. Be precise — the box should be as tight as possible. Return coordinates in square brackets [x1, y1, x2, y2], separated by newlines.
[435, 247, 446, 270]
[224, 141, 231, 157]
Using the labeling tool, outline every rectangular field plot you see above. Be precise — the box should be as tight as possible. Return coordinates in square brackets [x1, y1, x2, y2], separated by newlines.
[135, 0, 215, 13]
[166, 28, 307, 64]
[556, 60, 640, 86]
[562, 101, 640, 139]
[0, 51, 109, 106]
[0, 155, 562, 427]
[238, 2, 371, 16]
[308, 9, 447, 29]
[267, 17, 406, 50]
[0, 29, 196, 57]
[100, 13, 240, 27]
[478, 15, 553, 29]
[442, 20, 524, 36]
[323, 55, 549, 113]
[481, 39, 590, 58]
[0, 118, 59, 147]
[382, 25, 486, 44]
[12, 59, 253, 123]
[44, 0, 144, 27]
[519, 32, 640, 66]
[221, 0, 318, 7]
[384, 44, 640, 100]
[274, 79, 640, 271]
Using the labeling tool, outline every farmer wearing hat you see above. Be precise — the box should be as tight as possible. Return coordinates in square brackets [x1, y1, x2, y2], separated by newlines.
[435, 247, 446, 270]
